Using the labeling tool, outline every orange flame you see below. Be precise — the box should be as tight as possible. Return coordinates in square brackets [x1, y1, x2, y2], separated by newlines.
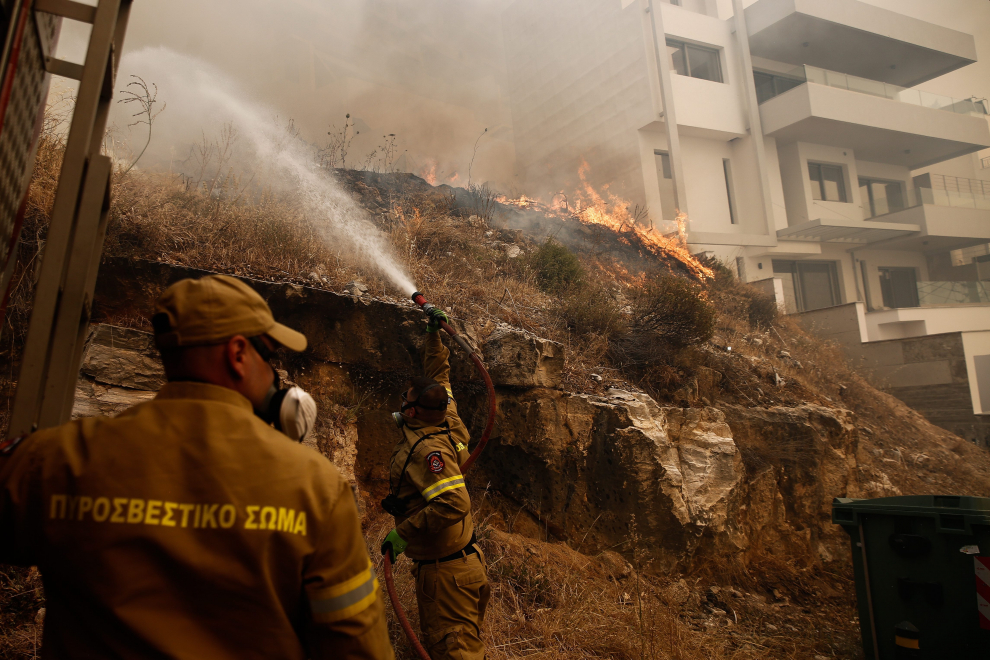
[420, 162, 438, 186]
[497, 161, 712, 280]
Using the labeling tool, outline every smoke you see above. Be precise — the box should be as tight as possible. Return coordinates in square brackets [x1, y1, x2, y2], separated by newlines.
[116, 47, 417, 296]
[114, 0, 517, 189]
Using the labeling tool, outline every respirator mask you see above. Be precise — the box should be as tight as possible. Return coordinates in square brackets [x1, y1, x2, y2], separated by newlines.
[250, 336, 317, 442]
[391, 383, 448, 429]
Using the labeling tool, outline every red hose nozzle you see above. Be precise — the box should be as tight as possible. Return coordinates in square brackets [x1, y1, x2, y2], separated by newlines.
[411, 291, 427, 307]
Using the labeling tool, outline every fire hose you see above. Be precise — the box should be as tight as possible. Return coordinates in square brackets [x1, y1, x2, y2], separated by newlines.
[381, 291, 497, 660]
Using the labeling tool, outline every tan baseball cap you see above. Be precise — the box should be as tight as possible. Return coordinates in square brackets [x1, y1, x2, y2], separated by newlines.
[152, 275, 307, 351]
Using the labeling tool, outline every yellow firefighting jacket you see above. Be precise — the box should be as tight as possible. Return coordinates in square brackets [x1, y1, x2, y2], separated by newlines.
[0, 381, 393, 660]
[389, 332, 474, 561]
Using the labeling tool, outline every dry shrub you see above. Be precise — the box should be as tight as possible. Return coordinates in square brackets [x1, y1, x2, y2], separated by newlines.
[747, 293, 779, 330]
[529, 238, 583, 294]
[609, 274, 716, 397]
[632, 274, 716, 348]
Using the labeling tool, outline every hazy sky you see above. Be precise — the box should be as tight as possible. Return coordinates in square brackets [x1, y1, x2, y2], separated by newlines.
[53, 0, 990, 186]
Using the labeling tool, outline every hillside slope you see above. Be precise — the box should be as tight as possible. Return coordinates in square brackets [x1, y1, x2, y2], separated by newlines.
[1, 126, 989, 659]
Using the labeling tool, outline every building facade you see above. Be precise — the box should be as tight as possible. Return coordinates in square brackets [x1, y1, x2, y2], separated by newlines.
[503, 0, 990, 445]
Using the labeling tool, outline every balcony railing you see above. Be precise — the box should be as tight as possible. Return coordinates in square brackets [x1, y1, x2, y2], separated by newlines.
[864, 174, 990, 219]
[755, 65, 989, 116]
[915, 174, 990, 210]
[917, 281, 990, 306]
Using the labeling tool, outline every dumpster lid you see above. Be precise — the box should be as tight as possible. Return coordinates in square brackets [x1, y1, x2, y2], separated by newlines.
[833, 495, 990, 512]
[833, 495, 990, 528]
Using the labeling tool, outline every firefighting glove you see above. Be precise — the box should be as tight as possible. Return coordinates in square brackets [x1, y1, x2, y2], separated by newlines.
[426, 308, 450, 333]
[381, 528, 408, 562]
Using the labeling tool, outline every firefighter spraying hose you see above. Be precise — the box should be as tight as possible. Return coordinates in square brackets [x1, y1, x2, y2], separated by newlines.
[381, 291, 497, 660]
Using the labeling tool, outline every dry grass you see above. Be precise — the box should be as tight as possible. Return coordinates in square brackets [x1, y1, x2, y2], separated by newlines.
[365, 489, 863, 660]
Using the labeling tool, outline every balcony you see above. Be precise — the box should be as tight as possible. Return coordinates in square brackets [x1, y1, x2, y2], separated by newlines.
[745, 0, 978, 87]
[858, 175, 990, 251]
[759, 67, 990, 168]
[757, 66, 989, 117]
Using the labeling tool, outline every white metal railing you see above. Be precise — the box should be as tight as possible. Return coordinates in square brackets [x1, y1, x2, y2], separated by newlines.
[917, 174, 990, 210]
[756, 64, 989, 116]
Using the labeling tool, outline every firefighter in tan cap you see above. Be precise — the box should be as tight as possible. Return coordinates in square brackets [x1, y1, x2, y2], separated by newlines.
[380, 308, 489, 659]
[0, 274, 394, 660]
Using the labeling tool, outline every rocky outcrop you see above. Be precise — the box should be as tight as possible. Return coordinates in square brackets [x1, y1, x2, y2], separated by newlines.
[86, 258, 866, 570]
[481, 387, 746, 568]
[72, 325, 163, 418]
[722, 404, 862, 563]
[483, 324, 563, 388]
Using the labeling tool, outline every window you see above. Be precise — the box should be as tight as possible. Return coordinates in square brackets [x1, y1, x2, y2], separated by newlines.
[656, 151, 671, 180]
[772, 260, 841, 313]
[666, 39, 722, 83]
[859, 178, 905, 218]
[722, 159, 737, 224]
[808, 162, 847, 203]
[879, 267, 919, 308]
[653, 150, 676, 221]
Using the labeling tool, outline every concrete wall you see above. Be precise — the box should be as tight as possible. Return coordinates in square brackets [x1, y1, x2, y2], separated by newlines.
[864, 306, 990, 340]
[793, 301, 867, 347]
[793, 307, 990, 447]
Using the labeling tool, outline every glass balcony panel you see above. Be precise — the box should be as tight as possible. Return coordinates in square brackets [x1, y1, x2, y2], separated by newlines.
[846, 76, 887, 99]
[919, 91, 945, 111]
[803, 65, 827, 86]
[917, 281, 990, 306]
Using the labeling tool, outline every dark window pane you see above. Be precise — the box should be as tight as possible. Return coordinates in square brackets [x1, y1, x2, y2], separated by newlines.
[879, 268, 919, 308]
[798, 262, 839, 311]
[821, 165, 846, 202]
[885, 182, 905, 212]
[654, 151, 675, 220]
[859, 178, 904, 217]
[723, 159, 736, 224]
[667, 42, 686, 76]
[686, 44, 721, 82]
[808, 163, 824, 201]
[859, 179, 873, 217]
[754, 71, 775, 104]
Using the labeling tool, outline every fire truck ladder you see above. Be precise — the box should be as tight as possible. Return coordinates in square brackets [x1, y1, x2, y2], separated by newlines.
[7, 0, 133, 438]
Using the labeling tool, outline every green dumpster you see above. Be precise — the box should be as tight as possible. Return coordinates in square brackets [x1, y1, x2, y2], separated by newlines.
[832, 495, 990, 659]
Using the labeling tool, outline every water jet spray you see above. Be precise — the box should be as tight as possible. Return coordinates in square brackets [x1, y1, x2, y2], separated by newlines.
[381, 290, 497, 660]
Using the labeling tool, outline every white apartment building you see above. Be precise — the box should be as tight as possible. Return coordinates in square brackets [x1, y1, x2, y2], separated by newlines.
[502, 0, 990, 446]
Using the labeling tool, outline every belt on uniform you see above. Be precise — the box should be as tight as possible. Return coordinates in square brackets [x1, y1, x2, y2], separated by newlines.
[413, 538, 478, 565]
